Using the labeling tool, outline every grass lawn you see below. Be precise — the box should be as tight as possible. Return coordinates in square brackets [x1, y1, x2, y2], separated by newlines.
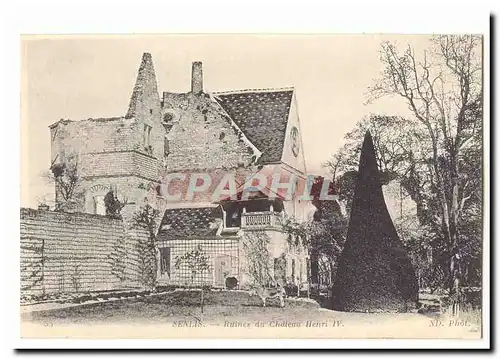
[21, 290, 482, 339]
[23, 290, 318, 325]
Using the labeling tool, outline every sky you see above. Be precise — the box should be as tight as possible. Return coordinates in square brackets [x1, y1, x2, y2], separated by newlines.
[21, 34, 433, 208]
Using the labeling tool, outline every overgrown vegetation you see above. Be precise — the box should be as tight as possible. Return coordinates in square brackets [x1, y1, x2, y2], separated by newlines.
[108, 236, 127, 282]
[20, 239, 45, 293]
[280, 199, 347, 288]
[242, 231, 277, 288]
[131, 204, 160, 291]
[104, 189, 127, 219]
[326, 35, 482, 297]
[45, 154, 84, 211]
[70, 264, 83, 293]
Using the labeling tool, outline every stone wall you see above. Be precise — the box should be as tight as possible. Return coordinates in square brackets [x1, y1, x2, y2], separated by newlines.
[82, 176, 165, 216]
[50, 118, 136, 156]
[50, 117, 165, 177]
[163, 92, 256, 172]
[81, 152, 162, 182]
[49, 116, 165, 212]
[20, 208, 148, 296]
[49, 54, 167, 212]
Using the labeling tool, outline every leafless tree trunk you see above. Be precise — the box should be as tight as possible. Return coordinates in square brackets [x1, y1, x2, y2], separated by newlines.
[45, 154, 83, 211]
[368, 35, 482, 295]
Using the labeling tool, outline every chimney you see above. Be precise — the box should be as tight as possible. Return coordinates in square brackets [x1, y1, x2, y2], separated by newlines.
[191, 61, 203, 94]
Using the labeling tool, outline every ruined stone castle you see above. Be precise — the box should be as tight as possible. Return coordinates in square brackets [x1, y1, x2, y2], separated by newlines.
[47, 53, 315, 289]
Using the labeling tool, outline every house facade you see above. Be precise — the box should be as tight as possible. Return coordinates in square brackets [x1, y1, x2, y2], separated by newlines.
[49, 53, 318, 290]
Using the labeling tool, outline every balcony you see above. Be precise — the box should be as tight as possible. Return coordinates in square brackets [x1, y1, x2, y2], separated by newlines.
[241, 211, 283, 230]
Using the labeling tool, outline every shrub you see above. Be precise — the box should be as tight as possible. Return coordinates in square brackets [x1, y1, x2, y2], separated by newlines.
[225, 277, 238, 290]
[284, 283, 299, 297]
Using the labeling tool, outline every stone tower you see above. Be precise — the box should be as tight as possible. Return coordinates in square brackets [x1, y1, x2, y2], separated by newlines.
[126, 53, 162, 121]
[49, 53, 167, 217]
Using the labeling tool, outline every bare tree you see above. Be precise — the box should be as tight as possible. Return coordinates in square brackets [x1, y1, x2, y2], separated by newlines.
[367, 35, 483, 296]
[174, 245, 211, 287]
[325, 115, 418, 179]
[44, 154, 84, 211]
[325, 115, 420, 216]
[174, 245, 211, 312]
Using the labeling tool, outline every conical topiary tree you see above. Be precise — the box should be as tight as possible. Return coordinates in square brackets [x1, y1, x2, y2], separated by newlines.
[331, 131, 418, 312]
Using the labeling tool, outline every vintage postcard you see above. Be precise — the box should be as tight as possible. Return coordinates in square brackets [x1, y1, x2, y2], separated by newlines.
[19, 33, 488, 346]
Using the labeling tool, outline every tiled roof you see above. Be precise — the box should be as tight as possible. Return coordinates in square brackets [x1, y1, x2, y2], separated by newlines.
[214, 89, 294, 164]
[156, 206, 223, 240]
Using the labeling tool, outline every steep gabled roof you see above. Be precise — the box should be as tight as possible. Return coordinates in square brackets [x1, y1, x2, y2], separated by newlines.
[213, 88, 294, 164]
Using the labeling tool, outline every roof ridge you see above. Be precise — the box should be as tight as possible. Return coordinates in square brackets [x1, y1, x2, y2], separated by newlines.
[212, 87, 295, 95]
[165, 202, 220, 210]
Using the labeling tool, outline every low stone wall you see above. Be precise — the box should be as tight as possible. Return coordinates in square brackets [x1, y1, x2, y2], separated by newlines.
[20, 208, 146, 296]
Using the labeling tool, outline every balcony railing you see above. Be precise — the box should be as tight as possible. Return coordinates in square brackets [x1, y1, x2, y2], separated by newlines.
[241, 211, 282, 229]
